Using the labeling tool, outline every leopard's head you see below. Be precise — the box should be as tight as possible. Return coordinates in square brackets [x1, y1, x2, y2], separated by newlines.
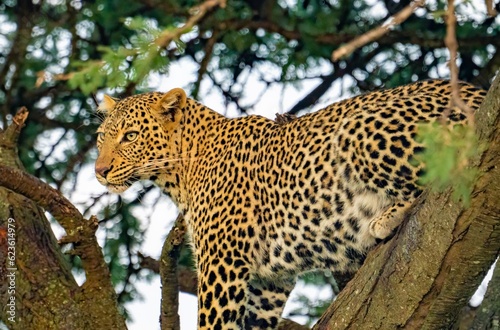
[95, 88, 187, 193]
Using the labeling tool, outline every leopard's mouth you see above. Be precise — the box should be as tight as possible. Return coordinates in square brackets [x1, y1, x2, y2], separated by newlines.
[110, 174, 143, 193]
[96, 175, 138, 194]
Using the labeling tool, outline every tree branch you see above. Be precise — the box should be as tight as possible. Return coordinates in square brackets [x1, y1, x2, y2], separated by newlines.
[278, 319, 310, 330]
[331, 0, 425, 61]
[473, 50, 500, 89]
[155, 0, 226, 49]
[160, 214, 188, 330]
[193, 30, 220, 98]
[444, 0, 474, 125]
[485, 0, 498, 17]
[0, 2, 34, 124]
[54, 138, 95, 190]
[287, 70, 340, 115]
[287, 47, 381, 114]
[0, 108, 126, 330]
[236, 19, 500, 50]
[140, 254, 198, 296]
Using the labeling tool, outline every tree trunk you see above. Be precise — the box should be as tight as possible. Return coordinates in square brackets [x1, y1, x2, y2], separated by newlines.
[0, 109, 126, 329]
[314, 75, 500, 329]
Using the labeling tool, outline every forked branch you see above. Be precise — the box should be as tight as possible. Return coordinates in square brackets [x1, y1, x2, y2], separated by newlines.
[0, 107, 126, 330]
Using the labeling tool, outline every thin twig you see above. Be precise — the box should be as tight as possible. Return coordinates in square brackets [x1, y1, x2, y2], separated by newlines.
[485, 0, 498, 17]
[55, 139, 95, 190]
[193, 30, 219, 98]
[444, 0, 475, 126]
[155, 0, 226, 48]
[331, 0, 425, 62]
[45, 0, 226, 87]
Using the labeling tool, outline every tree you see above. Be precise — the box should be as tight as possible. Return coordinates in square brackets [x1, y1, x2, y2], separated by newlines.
[0, 0, 499, 329]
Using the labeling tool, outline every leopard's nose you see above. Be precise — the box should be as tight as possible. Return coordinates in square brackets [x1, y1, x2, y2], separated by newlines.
[95, 165, 111, 178]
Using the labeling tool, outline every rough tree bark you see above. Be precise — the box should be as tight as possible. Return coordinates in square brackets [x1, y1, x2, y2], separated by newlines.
[0, 109, 126, 330]
[314, 70, 500, 330]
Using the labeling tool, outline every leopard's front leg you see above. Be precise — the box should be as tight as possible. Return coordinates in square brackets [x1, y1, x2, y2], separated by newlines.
[197, 258, 251, 330]
[245, 278, 295, 329]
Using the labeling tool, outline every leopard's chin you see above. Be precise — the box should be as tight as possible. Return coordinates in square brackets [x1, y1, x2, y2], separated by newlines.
[106, 184, 130, 194]
[96, 177, 130, 194]
[106, 176, 141, 194]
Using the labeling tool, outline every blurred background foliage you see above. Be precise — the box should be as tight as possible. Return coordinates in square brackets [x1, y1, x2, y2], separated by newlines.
[1, 0, 499, 324]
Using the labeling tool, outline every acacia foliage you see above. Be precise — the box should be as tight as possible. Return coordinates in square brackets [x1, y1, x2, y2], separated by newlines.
[1, 0, 499, 322]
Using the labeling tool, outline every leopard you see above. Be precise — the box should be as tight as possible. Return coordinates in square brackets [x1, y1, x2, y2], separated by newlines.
[94, 79, 486, 329]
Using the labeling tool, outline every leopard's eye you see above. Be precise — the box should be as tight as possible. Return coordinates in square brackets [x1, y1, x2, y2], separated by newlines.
[96, 132, 105, 141]
[123, 131, 139, 143]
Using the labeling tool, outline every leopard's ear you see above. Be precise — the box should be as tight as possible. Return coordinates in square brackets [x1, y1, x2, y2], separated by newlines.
[98, 95, 117, 115]
[155, 88, 187, 122]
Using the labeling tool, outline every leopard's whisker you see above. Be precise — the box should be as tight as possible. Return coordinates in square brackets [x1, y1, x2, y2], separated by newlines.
[133, 162, 184, 175]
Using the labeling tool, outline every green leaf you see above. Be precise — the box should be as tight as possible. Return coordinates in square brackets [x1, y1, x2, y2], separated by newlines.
[414, 123, 483, 206]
